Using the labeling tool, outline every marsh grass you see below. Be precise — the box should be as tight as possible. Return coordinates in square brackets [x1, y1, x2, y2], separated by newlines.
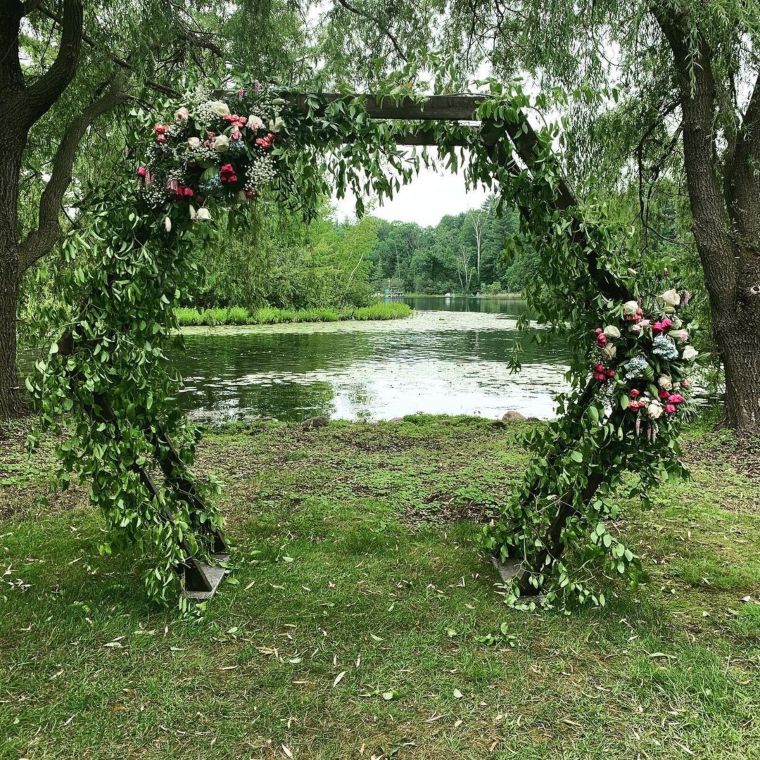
[174, 302, 412, 326]
[1, 416, 758, 759]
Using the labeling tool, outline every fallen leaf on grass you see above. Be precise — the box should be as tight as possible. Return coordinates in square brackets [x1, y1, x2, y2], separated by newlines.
[333, 671, 346, 687]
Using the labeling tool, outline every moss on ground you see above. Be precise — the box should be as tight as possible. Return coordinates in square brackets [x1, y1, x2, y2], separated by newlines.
[0, 416, 758, 759]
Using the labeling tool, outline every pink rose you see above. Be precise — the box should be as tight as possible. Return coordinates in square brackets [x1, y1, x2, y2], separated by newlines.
[137, 166, 147, 177]
[668, 394, 685, 404]
[664, 404, 677, 414]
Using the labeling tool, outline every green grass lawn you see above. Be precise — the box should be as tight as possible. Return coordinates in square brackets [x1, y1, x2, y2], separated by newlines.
[1, 416, 758, 759]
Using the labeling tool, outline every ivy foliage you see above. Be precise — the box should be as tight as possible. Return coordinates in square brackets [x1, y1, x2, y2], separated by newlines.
[29, 77, 696, 608]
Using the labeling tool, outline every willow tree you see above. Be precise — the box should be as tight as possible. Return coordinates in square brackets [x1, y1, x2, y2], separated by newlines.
[444, 0, 760, 432]
[0, 0, 307, 419]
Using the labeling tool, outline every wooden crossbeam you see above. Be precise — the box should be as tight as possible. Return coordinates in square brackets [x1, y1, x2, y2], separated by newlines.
[284, 93, 486, 122]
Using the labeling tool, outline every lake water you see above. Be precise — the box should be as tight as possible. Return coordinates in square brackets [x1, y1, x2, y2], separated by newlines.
[172, 296, 571, 423]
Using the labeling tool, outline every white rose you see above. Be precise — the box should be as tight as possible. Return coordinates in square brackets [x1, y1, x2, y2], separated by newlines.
[647, 400, 663, 420]
[657, 374, 672, 390]
[682, 345, 699, 361]
[213, 134, 230, 152]
[174, 106, 190, 123]
[659, 289, 681, 307]
[247, 114, 265, 131]
[187, 136, 201, 150]
[602, 344, 617, 360]
[207, 100, 230, 116]
[603, 325, 621, 339]
[192, 207, 212, 222]
[622, 300, 640, 316]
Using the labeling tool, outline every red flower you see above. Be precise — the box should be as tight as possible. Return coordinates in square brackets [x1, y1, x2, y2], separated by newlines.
[154, 124, 169, 134]
[668, 393, 685, 404]
[606, 369, 616, 378]
[658, 389, 670, 400]
[137, 166, 147, 177]
[664, 403, 677, 414]
[220, 163, 238, 183]
[596, 333, 608, 347]
[629, 389, 640, 399]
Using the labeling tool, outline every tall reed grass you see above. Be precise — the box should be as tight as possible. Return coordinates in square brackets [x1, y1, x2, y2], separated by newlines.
[174, 302, 411, 326]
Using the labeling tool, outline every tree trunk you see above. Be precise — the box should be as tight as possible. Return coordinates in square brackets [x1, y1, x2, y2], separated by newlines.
[718, 311, 760, 433]
[0, 264, 23, 418]
[0, 125, 26, 419]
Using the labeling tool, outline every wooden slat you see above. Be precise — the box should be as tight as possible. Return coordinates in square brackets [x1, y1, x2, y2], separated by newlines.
[282, 93, 486, 121]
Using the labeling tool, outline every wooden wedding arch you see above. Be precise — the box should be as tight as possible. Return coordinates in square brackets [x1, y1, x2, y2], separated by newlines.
[163, 91, 634, 598]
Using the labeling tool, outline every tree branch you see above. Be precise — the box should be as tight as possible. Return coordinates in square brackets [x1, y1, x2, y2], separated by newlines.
[18, 78, 129, 271]
[727, 73, 760, 250]
[24, 0, 83, 122]
[31, 3, 181, 98]
[334, 0, 408, 61]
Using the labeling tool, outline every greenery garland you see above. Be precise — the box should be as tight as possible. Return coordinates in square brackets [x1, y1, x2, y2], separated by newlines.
[28, 77, 696, 608]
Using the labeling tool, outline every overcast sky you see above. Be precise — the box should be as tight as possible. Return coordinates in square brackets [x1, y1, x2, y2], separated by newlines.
[332, 159, 491, 227]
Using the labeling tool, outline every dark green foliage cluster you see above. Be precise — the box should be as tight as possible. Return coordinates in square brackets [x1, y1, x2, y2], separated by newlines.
[27, 189, 224, 604]
[369, 203, 525, 294]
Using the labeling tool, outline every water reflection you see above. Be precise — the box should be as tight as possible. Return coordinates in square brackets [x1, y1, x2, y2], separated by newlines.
[171, 297, 571, 423]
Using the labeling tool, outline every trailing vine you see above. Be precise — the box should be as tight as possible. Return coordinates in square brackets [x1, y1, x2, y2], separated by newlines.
[29, 77, 696, 608]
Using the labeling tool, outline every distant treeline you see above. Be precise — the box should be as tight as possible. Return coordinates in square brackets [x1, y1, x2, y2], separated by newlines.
[184, 197, 533, 311]
[369, 201, 534, 295]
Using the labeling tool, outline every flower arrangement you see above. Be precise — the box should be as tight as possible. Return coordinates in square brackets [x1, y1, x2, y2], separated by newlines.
[590, 289, 697, 440]
[136, 82, 285, 220]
